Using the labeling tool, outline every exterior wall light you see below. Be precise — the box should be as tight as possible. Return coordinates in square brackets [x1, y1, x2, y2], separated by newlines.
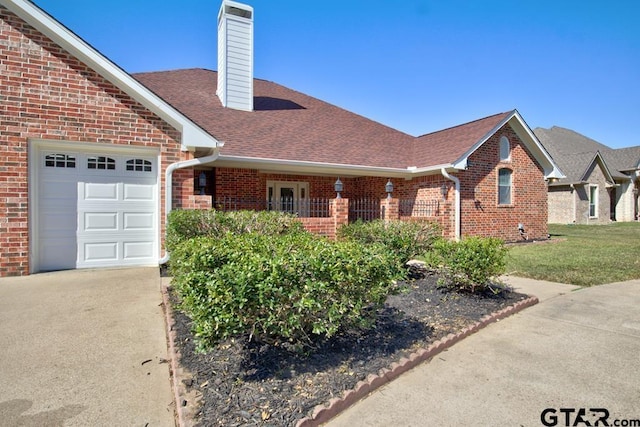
[334, 178, 343, 199]
[441, 182, 448, 200]
[198, 171, 207, 195]
[385, 179, 394, 199]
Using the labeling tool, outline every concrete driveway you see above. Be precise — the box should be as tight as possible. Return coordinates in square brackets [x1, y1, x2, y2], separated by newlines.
[327, 278, 640, 426]
[0, 267, 175, 426]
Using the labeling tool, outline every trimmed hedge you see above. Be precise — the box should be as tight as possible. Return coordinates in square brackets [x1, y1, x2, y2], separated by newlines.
[337, 219, 441, 266]
[170, 232, 404, 352]
[165, 209, 304, 252]
[425, 236, 508, 293]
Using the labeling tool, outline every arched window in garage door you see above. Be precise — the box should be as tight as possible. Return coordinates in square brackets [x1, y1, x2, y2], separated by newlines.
[87, 156, 115, 170]
[126, 159, 153, 172]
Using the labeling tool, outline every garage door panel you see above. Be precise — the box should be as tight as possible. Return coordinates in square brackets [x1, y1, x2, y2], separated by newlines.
[123, 241, 155, 259]
[79, 238, 155, 264]
[124, 183, 155, 201]
[83, 182, 118, 200]
[83, 212, 118, 231]
[124, 212, 154, 230]
[83, 242, 118, 262]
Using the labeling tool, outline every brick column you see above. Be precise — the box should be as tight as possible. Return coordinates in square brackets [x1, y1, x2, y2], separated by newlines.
[330, 198, 349, 239]
[440, 200, 455, 239]
[380, 198, 399, 222]
[187, 195, 212, 210]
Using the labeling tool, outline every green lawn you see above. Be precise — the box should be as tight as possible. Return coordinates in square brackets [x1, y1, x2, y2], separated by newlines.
[505, 222, 640, 286]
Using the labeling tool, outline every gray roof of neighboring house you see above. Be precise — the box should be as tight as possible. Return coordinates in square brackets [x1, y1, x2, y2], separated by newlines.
[607, 146, 640, 172]
[534, 126, 640, 185]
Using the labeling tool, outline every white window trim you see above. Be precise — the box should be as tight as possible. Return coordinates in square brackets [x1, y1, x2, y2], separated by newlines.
[498, 168, 512, 206]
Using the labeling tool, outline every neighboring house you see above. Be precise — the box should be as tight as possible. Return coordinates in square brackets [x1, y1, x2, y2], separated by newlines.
[534, 126, 640, 224]
[0, 0, 562, 277]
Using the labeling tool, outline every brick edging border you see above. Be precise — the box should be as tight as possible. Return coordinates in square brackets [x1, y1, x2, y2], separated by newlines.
[295, 295, 539, 427]
[161, 284, 538, 427]
[161, 282, 197, 427]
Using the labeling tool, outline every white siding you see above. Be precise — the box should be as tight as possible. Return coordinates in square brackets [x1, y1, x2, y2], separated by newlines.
[217, 2, 253, 111]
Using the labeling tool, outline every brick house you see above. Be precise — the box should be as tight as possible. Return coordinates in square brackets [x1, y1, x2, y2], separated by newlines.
[0, 0, 562, 277]
[535, 126, 640, 224]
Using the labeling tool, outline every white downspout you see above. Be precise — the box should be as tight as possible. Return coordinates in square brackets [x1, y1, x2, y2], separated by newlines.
[570, 184, 576, 223]
[441, 168, 461, 241]
[159, 151, 220, 265]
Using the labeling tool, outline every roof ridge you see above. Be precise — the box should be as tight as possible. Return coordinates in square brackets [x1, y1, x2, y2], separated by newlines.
[415, 110, 514, 139]
[546, 126, 614, 151]
[132, 67, 211, 76]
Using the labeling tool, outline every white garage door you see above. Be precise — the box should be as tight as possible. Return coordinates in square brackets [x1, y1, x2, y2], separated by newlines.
[36, 148, 158, 272]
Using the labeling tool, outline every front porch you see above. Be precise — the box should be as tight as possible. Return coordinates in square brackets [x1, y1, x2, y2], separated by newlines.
[181, 167, 455, 239]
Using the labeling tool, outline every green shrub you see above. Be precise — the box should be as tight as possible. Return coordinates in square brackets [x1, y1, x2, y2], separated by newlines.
[337, 219, 441, 265]
[165, 209, 305, 252]
[170, 232, 404, 352]
[427, 237, 508, 293]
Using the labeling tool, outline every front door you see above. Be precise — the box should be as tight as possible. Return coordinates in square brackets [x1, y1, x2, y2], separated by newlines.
[268, 181, 309, 215]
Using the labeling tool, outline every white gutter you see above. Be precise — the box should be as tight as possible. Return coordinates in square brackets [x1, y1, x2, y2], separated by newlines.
[441, 168, 461, 241]
[215, 154, 453, 178]
[158, 151, 220, 265]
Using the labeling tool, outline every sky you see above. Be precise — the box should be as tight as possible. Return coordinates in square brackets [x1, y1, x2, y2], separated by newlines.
[31, 0, 640, 149]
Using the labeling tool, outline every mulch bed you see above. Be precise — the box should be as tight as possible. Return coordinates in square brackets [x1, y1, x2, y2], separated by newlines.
[167, 274, 528, 426]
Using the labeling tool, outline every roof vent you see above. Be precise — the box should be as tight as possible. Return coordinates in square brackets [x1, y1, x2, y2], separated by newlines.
[217, 0, 254, 111]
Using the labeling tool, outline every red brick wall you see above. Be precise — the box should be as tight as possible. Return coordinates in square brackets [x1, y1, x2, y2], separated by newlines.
[297, 217, 335, 239]
[0, 8, 186, 276]
[214, 168, 344, 200]
[456, 124, 548, 241]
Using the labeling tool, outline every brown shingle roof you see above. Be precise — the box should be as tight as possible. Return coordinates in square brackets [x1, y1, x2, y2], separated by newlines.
[134, 68, 414, 168]
[134, 68, 513, 170]
[412, 111, 513, 167]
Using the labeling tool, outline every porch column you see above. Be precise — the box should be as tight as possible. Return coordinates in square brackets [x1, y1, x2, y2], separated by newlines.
[330, 198, 349, 238]
[380, 198, 399, 223]
[187, 194, 212, 210]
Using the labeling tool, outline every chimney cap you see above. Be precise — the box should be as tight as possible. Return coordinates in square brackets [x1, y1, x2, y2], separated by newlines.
[219, 0, 253, 21]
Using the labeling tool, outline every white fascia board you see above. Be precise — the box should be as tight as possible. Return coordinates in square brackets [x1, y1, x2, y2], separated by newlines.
[449, 111, 515, 171]
[213, 155, 451, 178]
[450, 109, 565, 179]
[508, 110, 565, 179]
[3, 0, 220, 151]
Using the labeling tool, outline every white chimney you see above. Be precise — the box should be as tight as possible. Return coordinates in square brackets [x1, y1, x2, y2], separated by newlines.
[217, 0, 254, 111]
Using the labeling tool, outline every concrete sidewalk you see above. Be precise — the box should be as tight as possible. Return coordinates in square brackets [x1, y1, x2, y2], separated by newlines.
[327, 277, 640, 426]
[0, 268, 175, 426]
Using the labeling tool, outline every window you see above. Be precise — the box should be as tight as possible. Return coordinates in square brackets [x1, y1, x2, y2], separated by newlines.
[126, 158, 152, 172]
[45, 154, 75, 168]
[87, 156, 115, 170]
[498, 168, 512, 205]
[589, 185, 598, 217]
[499, 136, 510, 161]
